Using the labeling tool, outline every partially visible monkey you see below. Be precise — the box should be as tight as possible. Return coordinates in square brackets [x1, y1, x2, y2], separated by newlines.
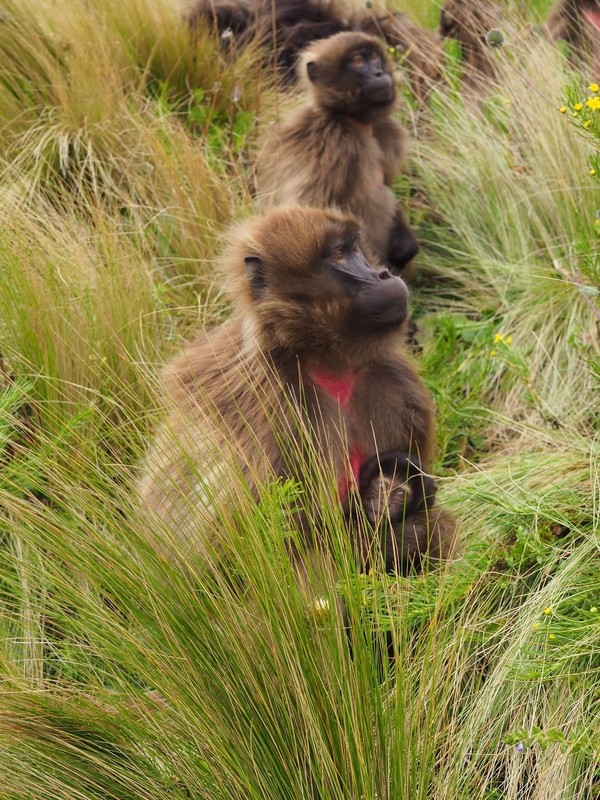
[547, 0, 600, 66]
[139, 206, 455, 576]
[255, 32, 419, 277]
[188, 0, 351, 81]
[187, 0, 444, 96]
[248, 0, 351, 81]
[439, 0, 504, 86]
[189, 0, 255, 38]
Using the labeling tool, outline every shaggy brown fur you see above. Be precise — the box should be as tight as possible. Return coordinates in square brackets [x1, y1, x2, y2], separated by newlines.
[139, 206, 455, 575]
[439, 0, 504, 85]
[188, 0, 444, 96]
[188, 0, 352, 81]
[189, 0, 255, 37]
[255, 32, 419, 276]
[547, 0, 600, 64]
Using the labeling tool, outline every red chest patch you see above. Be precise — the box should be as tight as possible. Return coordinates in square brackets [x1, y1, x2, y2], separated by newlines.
[309, 367, 356, 408]
[584, 10, 600, 29]
[338, 447, 365, 502]
[308, 366, 364, 500]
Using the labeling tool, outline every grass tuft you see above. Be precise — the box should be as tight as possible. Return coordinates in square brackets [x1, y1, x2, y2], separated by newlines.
[412, 36, 600, 446]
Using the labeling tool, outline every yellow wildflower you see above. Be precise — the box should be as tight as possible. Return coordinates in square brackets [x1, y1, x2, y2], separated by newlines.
[489, 349, 497, 357]
[584, 119, 592, 128]
[549, 633, 556, 640]
[533, 622, 541, 631]
[559, 105, 567, 114]
[493, 333, 512, 345]
[590, 168, 597, 176]
[587, 96, 600, 110]
[574, 102, 583, 111]
[589, 83, 599, 93]
[543, 607, 552, 615]
[591, 606, 598, 613]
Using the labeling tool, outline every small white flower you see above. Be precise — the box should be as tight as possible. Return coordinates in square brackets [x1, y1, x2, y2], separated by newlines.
[311, 597, 330, 617]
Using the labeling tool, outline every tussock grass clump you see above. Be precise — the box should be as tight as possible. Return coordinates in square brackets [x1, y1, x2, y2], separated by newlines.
[0, 0, 260, 289]
[0, 190, 159, 428]
[412, 37, 600, 442]
[0, 412, 598, 799]
[0, 0, 263, 151]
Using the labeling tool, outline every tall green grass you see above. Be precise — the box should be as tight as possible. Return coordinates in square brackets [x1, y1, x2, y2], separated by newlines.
[0, 0, 599, 798]
[411, 36, 600, 447]
[1, 404, 598, 798]
[0, 0, 264, 307]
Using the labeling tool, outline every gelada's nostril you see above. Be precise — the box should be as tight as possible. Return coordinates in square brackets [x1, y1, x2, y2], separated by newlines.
[378, 269, 392, 280]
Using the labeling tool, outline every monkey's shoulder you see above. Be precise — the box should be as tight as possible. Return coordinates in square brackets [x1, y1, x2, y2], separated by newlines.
[164, 322, 281, 413]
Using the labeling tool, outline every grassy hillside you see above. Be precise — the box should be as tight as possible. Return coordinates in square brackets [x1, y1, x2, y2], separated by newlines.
[0, 1, 598, 798]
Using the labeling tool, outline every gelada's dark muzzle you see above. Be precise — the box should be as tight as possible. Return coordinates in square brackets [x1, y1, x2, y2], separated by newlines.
[355, 269, 408, 331]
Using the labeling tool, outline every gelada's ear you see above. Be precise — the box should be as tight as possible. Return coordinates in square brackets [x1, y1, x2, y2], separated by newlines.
[244, 256, 267, 299]
[306, 61, 319, 82]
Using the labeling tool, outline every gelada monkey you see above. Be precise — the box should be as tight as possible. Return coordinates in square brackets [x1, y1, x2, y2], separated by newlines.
[255, 32, 419, 277]
[439, 0, 504, 85]
[188, 0, 445, 96]
[359, 450, 440, 574]
[139, 206, 455, 576]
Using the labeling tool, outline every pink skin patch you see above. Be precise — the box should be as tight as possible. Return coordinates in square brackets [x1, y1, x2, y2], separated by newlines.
[583, 10, 600, 29]
[338, 448, 366, 502]
[309, 368, 356, 408]
[308, 367, 365, 500]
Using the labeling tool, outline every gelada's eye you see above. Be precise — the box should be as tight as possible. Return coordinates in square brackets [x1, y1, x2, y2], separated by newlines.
[369, 51, 380, 62]
[330, 248, 344, 261]
[351, 53, 365, 68]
